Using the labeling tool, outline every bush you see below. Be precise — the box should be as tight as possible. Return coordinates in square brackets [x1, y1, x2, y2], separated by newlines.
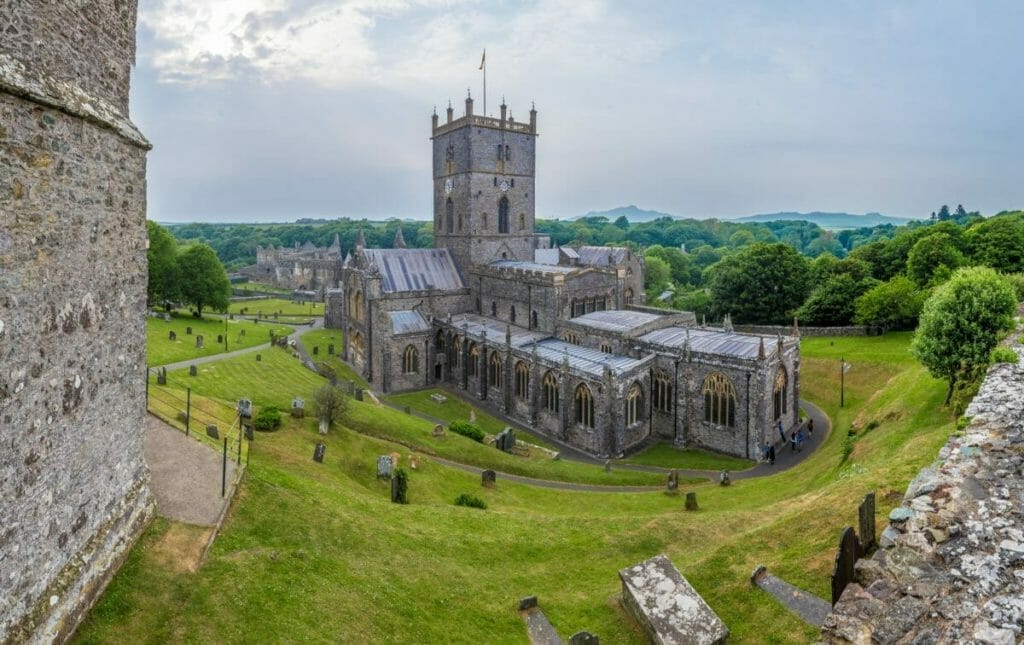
[841, 434, 857, 462]
[449, 421, 485, 443]
[990, 346, 1018, 364]
[253, 406, 283, 432]
[454, 493, 487, 509]
[392, 468, 409, 504]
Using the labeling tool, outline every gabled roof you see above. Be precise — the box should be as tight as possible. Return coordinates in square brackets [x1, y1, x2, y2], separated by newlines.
[534, 338, 643, 377]
[575, 246, 630, 266]
[389, 310, 430, 334]
[489, 260, 577, 275]
[362, 248, 464, 293]
[640, 327, 779, 360]
[570, 310, 664, 333]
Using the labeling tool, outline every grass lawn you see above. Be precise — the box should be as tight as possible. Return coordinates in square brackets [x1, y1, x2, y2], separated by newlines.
[80, 332, 958, 642]
[623, 443, 755, 471]
[146, 314, 294, 367]
[227, 297, 324, 318]
[232, 282, 292, 295]
[295, 328, 367, 388]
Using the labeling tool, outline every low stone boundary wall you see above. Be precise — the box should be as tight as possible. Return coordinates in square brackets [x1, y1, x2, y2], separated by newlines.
[820, 328, 1024, 643]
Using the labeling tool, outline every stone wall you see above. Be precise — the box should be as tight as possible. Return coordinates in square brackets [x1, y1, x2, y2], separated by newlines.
[734, 324, 875, 337]
[0, 2, 153, 641]
[821, 329, 1024, 643]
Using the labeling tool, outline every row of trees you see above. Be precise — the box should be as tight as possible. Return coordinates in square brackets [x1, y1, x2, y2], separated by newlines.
[148, 222, 232, 315]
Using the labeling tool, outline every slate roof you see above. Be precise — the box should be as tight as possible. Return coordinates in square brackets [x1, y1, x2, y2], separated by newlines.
[575, 246, 630, 266]
[534, 338, 644, 377]
[639, 327, 774, 360]
[362, 248, 464, 293]
[489, 260, 577, 275]
[388, 310, 430, 334]
[570, 310, 665, 333]
[448, 313, 546, 347]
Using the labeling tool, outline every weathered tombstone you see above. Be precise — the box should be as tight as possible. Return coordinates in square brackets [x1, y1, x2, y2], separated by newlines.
[240, 328, 245, 336]
[156, 368, 167, 385]
[666, 469, 679, 492]
[685, 492, 699, 511]
[313, 442, 326, 463]
[390, 451, 400, 467]
[409, 454, 419, 470]
[229, 313, 234, 320]
[168, 331, 176, 341]
[347, 380, 354, 394]
[604, 460, 612, 474]
[237, 399, 253, 420]
[163, 313, 171, 322]
[495, 428, 517, 452]
[243, 424, 254, 441]
[312, 345, 319, 355]
[859, 492, 877, 555]
[176, 410, 188, 424]
[205, 424, 219, 439]
[432, 424, 445, 437]
[186, 326, 192, 335]
[318, 419, 329, 435]
[404, 405, 411, 415]
[468, 410, 476, 422]
[831, 527, 860, 605]
[195, 335, 203, 348]
[255, 354, 261, 362]
[719, 469, 731, 486]
[376, 455, 393, 478]
[189, 364, 197, 377]
[481, 469, 497, 488]
[328, 343, 335, 355]
[568, 631, 599, 645]
[291, 397, 305, 418]
[217, 334, 223, 344]
[355, 388, 363, 402]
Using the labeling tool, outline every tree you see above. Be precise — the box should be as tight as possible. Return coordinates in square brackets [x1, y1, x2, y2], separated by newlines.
[645, 245, 692, 287]
[147, 221, 180, 305]
[176, 243, 231, 317]
[312, 383, 350, 427]
[643, 255, 671, 293]
[906, 232, 964, 287]
[795, 274, 864, 326]
[911, 267, 1016, 404]
[967, 215, 1024, 273]
[853, 276, 925, 331]
[706, 243, 810, 324]
[936, 205, 951, 221]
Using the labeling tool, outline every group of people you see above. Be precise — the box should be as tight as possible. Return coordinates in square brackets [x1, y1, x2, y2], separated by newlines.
[762, 417, 814, 465]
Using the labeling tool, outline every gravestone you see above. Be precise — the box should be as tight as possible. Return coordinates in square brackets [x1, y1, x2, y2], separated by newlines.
[481, 470, 496, 488]
[217, 334, 223, 344]
[255, 354, 261, 362]
[312, 346, 319, 355]
[328, 343, 335, 355]
[831, 527, 860, 605]
[189, 365, 197, 377]
[243, 425, 254, 441]
[205, 425, 219, 440]
[313, 442, 326, 463]
[355, 388, 363, 402]
[685, 492, 699, 511]
[291, 397, 305, 418]
[409, 454, 419, 470]
[195, 335, 203, 348]
[859, 492, 877, 554]
[347, 380, 354, 394]
[569, 631, 599, 645]
[468, 410, 476, 422]
[389, 451, 400, 467]
[156, 368, 167, 385]
[229, 314, 234, 320]
[719, 470, 731, 486]
[604, 460, 612, 474]
[163, 313, 171, 322]
[186, 326, 192, 335]
[237, 399, 253, 419]
[240, 328, 245, 336]
[666, 469, 679, 492]
[404, 406, 411, 415]
[391, 469, 408, 504]
[495, 428, 516, 452]
[432, 424, 446, 437]
[176, 410, 188, 424]
[376, 455, 393, 478]
[318, 419, 329, 435]
[168, 331, 176, 341]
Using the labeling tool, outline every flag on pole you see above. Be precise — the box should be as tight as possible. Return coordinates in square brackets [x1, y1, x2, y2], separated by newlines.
[479, 48, 486, 70]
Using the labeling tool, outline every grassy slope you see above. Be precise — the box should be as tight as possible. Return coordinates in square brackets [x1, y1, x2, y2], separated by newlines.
[623, 444, 754, 471]
[146, 315, 293, 367]
[78, 332, 956, 643]
[227, 297, 324, 317]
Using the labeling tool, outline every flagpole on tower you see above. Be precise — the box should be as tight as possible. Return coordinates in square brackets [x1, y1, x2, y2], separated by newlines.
[479, 48, 486, 116]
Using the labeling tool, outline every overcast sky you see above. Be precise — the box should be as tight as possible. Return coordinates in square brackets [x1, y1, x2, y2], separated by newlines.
[131, 0, 1024, 223]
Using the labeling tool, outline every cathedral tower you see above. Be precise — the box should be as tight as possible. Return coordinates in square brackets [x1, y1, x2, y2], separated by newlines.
[431, 94, 539, 268]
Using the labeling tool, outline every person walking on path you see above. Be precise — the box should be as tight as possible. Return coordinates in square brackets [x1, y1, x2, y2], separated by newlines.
[777, 420, 786, 444]
[807, 418, 814, 437]
[768, 444, 776, 465]
[790, 432, 798, 452]
[763, 441, 771, 463]
[796, 429, 805, 452]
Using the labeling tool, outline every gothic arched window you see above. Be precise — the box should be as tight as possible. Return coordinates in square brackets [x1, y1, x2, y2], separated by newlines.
[498, 196, 510, 234]
[575, 383, 594, 428]
[624, 288, 634, 306]
[653, 370, 672, 413]
[435, 330, 445, 351]
[773, 366, 788, 420]
[703, 372, 737, 427]
[350, 330, 365, 367]
[515, 361, 529, 398]
[543, 371, 559, 412]
[626, 383, 643, 426]
[468, 343, 479, 377]
[402, 345, 419, 374]
[488, 351, 503, 389]
[445, 198, 454, 234]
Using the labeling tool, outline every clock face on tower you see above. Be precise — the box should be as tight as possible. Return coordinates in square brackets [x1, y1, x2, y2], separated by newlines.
[444, 178, 453, 194]
[499, 179, 510, 193]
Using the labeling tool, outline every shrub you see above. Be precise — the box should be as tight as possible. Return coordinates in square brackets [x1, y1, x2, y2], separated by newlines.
[454, 493, 487, 509]
[990, 346, 1018, 364]
[392, 468, 409, 504]
[253, 406, 283, 432]
[841, 434, 857, 462]
[449, 421, 485, 443]
[956, 416, 972, 431]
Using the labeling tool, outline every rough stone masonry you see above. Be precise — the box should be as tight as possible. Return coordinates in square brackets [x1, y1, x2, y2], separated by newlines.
[821, 323, 1024, 643]
[0, 1, 154, 642]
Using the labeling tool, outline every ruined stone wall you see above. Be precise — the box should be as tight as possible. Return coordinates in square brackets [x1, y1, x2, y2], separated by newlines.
[0, 2, 153, 641]
[821, 328, 1024, 643]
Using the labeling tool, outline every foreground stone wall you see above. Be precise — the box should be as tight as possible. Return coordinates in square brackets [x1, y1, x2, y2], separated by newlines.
[821, 328, 1024, 643]
[0, 2, 153, 642]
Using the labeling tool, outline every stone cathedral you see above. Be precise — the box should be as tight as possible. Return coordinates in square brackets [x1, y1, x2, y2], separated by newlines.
[326, 94, 800, 459]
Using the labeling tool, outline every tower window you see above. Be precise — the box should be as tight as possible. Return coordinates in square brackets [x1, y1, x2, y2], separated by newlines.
[510, 178, 515, 188]
[498, 196, 510, 234]
[531, 311, 539, 329]
[510, 305, 516, 323]
[505, 145, 511, 160]
[497, 144, 502, 160]
[445, 198, 454, 234]
[519, 213, 525, 230]
[493, 177, 497, 186]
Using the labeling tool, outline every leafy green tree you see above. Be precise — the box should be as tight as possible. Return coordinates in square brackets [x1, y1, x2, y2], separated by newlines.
[176, 243, 231, 316]
[906, 232, 964, 286]
[672, 288, 711, 321]
[147, 221, 180, 306]
[795, 274, 864, 326]
[967, 215, 1024, 273]
[643, 255, 671, 295]
[912, 267, 1016, 404]
[645, 245, 692, 287]
[936, 204, 951, 221]
[707, 243, 810, 323]
[853, 276, 924, 331]
[312, 383, 349, 427]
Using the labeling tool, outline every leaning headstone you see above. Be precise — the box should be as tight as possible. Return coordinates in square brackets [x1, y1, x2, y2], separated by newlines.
[189, 365, 197, 377]
[239, 328, 245, 336]
[481, 469, 496, 488]
[176, 410, 188, 424]
[205, 424, 219, 440]
[376, 455, 393, 478]
[196, 335, 203, 348]
[168, 330, 176, 341]
[666, 469, 679, 492]
[859, 492, 877, 555]
[313, 442, 326, 463]
[229, 313, 234, 320]
[291, 397, 305, 418]
[619, 554, 728, 644]
[355, 388, 363, 402]
[237, 399, 253, 419]
[156, 368, 167, 385]
[685, 492, 699, 511]
[719, 470, 731, 486]
[312, 345, 319, 355]
[431, 424, 446, 437]
[831, 527, 860, 605]
[186, 326, 192, 335]
[328, 343, 335, 355]
[569, 631, 599, 645]
[318, 419, 329, 435]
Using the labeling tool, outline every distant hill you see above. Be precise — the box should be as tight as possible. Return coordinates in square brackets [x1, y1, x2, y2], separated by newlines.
[732, 211, 914, 228]
[570, 205, 676, 222]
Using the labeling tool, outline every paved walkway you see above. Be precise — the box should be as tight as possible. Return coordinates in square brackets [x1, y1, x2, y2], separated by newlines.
[143, 414, 235, 526]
